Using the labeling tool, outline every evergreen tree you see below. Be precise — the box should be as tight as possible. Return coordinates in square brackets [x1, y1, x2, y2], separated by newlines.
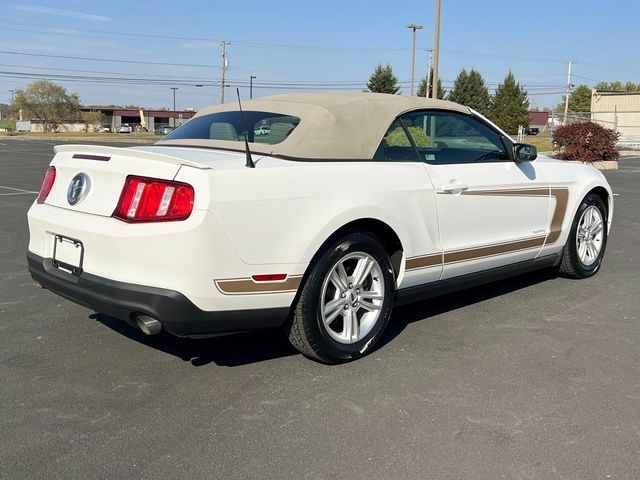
[488, 71, 530, 134]
[594, 81, 640, 92]
[417, 70, 446, 99]
[556, 84, 592, 113]
[366, 64, 400, 94]
[446, 68, 491, 114]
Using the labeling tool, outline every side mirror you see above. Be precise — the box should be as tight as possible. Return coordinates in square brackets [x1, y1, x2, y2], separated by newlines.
[513, 143, 537, 162]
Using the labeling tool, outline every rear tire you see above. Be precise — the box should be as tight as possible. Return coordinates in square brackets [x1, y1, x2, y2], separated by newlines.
[559, 193, 608, 279]
[286, 232, 395, 364]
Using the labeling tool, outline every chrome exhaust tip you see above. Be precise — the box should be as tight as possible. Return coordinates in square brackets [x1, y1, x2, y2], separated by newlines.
[135, 314, 162, 335]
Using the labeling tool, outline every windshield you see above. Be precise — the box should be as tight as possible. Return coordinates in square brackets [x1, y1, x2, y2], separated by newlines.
[163, 111, 301, 145]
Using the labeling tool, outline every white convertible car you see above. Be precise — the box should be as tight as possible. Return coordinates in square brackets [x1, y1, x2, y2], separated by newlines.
[27, 93, 612, 363]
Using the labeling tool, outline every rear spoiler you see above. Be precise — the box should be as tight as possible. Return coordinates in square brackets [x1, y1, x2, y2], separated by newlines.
[53, 144, 212, 170]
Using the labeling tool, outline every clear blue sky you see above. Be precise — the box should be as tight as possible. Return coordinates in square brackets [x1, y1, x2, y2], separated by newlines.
[1, 0, 639, 111]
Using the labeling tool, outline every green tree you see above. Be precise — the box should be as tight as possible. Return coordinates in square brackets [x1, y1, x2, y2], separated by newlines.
[417, 69, 446, 99]
[594, 81, 640, 92]
[0, 103, 10, 120]
[0, 103, 15, 131]
[446, 68, 491, 115]
[556, 84, 592, 113]
[488, 71, 530, 134]
[12, 80, 81, 132]
[366, 64, 400, 94]
[81, 110, 104, 132]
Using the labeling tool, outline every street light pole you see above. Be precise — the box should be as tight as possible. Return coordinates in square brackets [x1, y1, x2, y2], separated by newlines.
[250, 75, 256, 99]
[170, 87, 178, 127]
[431, 0, 441, 100]
[9, 89, 14, 102]
[406, 23, 423, 96]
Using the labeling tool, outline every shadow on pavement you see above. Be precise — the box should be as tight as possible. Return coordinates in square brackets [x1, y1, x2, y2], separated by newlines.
[378, 268, 558, 350]
[92, 268, 558, 367]
[92, 313, 298, 367]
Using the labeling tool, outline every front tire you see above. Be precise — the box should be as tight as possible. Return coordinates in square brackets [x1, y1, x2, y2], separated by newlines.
[286, 232, 395, 364]
[559, 193, 608, 279]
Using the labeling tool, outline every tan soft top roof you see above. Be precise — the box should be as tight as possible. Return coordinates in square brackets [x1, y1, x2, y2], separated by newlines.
[157, 92, 472, 160]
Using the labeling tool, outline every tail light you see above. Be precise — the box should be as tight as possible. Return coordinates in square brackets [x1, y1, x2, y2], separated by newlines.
[113, 176, 194, 222]
[36, 166, 56, 204]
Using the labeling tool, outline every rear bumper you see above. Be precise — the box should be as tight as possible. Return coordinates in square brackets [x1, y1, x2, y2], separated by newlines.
[27, 252, 290, 337]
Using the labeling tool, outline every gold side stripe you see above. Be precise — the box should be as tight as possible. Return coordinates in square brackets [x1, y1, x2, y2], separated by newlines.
[443, 236, 546, 264]
[406, 237, 546, 271]
[405, 254, 442, 270]
[462, 188, 550, 197]
[215, 276, 303, 295]
[217, 188, 571, 285]
[546, 188, 569, 244]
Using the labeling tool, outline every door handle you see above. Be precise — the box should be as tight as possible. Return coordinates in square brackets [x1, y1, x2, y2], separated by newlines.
[440, 182, 468, 193]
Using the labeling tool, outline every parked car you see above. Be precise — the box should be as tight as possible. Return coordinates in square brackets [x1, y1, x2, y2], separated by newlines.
[161, 126, 176, 135]
[526, 127, 540, 136]
[27, 93, 612, 363]
[117, 124, 132, 134]
[254, 126, 270, 136]
[99, 125, 111, 133]
[155, 124, 169, 135]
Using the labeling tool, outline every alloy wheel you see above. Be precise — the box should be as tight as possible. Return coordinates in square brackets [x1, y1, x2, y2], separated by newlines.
[576, 205, 604, 267]
[319, 252, 385, 344]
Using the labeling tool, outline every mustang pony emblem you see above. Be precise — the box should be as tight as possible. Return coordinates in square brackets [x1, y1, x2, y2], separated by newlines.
[67, 173, 90, 205]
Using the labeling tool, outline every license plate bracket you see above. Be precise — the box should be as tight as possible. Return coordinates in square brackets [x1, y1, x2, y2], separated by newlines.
[53, 235, 84, 275]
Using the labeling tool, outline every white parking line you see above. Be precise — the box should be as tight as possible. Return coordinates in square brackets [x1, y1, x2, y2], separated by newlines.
[0, 192, 37, 196]
[0, 185, 38, 194]
[0, 149, 53, 156]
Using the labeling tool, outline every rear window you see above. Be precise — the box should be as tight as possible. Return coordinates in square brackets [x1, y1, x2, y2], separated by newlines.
[163, 111, 301, 145]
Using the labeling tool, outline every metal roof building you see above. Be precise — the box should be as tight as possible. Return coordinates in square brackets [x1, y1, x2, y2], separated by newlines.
[591, 90, 640, 138]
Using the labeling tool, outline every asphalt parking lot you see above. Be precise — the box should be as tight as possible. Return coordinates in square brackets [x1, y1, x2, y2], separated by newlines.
[1, 138, 639, 479]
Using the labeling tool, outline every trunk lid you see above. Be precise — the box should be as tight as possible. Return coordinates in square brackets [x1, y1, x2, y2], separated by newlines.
[45, 144, 211, 217]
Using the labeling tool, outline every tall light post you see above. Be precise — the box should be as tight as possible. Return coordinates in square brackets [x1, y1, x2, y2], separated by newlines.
[406, 23, 423, 96]
[170, 87, 178, 127]
[250, 75, 256, 99]
[9, 89, 15, 102]
[431, 0, 441, 100]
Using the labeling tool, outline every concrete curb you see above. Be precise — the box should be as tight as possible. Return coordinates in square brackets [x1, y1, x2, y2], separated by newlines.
[567, 160, 619, 170]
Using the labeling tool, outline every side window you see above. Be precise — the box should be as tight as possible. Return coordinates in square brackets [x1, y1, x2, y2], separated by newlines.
[399, 111, 510, 164]
[373, 120, 419, 162]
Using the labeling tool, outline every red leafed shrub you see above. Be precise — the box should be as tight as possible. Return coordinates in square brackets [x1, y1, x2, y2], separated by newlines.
[553, 122, 619, 163]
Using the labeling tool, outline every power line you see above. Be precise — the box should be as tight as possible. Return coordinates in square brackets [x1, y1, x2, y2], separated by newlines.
[0, 50, 218, 68]
[0, 63, 215, 81]
[0, 68, 565, 90]
[2, 17, 639, 79]
[439, 48, 567, 63]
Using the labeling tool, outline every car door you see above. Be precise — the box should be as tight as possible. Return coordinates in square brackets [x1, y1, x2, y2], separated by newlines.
[372, 119, 444, 288]
[398, 110, 550, 279]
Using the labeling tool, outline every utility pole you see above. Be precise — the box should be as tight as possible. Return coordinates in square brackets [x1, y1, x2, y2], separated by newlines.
[406, 24, 423, 96]
[431, 0, 441, 100]
[426, 49, 433, 98]
[170, 87, 178, 127]
[220, 41, 230, 104]
[9, 89, 14, 102]
[563, 61, 573, 125]
[250, 75, 256, 99]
